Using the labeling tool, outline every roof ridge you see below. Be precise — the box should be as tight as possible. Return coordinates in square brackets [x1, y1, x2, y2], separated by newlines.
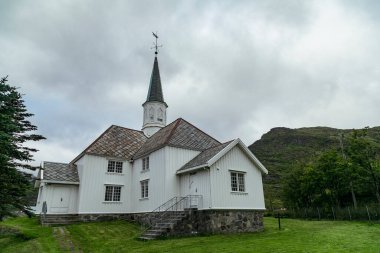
[205, 140, 234, 150]
[44, 161, 70, 165]
[111, 124, 144, 133]
[164, 118, 182, 145]
[179, 118, 221, 145]
[70, 125, 114, 164]
[132, 119, 181, 159]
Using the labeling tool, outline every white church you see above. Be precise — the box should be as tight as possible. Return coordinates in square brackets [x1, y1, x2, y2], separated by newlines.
[35, 44, 268, 237]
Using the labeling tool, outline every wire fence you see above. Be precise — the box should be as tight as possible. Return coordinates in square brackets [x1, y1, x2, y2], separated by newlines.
[267, 206, 380, 222]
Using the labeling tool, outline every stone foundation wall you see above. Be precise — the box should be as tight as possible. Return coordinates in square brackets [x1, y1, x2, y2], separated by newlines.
[77, 209, 264, 236]
[167, 209, 264, 236]
[77, 213, 154, 226]
[78, 213, 130, 222]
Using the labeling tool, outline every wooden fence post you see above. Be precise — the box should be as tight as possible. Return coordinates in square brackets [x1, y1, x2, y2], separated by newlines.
[366, 205, 371, 222]
[348, 207, 352, 220]
[317, 207, 321, 221]
[332, 207, 336, 220]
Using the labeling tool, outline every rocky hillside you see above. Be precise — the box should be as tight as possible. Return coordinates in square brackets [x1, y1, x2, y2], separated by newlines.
[249, 126, 380, 209]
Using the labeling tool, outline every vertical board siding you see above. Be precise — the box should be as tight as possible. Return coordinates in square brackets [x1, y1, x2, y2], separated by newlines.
[48, 144, 266, 214]
[165, 147, 200, 200]
[179, 169, 211, 209]
[210, 146, 265, 209]
[77, 155, 131, 213]
[131, 148, 166, 213]
[131, 147, 199, 213]
[42, 184, 79, 214]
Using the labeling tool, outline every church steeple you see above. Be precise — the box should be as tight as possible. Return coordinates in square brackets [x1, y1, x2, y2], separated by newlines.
[145, 57, 166, 105]
[142, 33, 168, 137]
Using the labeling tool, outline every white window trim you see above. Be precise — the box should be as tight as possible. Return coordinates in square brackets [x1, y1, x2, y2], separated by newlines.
[230, 170, 247, 193]
[107, 160, 124, 174]
[106, 172, 125, 176]
[104, 185, 123, 202]
[140, 180, 149, 199]
[142, 157, 150, 171]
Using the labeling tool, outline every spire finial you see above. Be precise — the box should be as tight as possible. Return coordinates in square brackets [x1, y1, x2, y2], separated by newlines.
[152, 32, 162, 55]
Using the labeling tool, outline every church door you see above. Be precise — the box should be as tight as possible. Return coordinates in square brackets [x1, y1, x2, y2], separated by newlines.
[50, 185, 71, 213]
[189, 173, 199, 208]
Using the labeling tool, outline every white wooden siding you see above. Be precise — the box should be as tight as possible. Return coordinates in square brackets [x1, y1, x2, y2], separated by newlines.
[210, 146, 265, 210]
[36, 184, 79, 214]
[164, 147, 200, 199]
[131, 147, 199, 213]
[131, 148, 166, 212]
[76, 155, 131, 213]
[179, 169, 211, 209]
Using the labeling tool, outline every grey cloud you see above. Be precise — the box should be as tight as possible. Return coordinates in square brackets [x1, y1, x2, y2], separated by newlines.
[1, 0, 380, 164]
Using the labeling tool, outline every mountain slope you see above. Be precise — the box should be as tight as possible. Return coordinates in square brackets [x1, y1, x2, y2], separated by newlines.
[249, 126, 380, 209]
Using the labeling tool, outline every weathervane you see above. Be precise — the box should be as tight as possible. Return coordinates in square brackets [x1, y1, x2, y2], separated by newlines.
[152, 32, 162, 55]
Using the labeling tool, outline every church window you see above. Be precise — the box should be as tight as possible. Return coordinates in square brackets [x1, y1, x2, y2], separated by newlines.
[140, 180, 149, 198]
[231, 171, 245, 192]
[157, 108, 163, 122]
[142, 157, 149, 171]
[104, 185, 122, 202]
[107, 160, 123, 173]
[149, 107, 154, 121]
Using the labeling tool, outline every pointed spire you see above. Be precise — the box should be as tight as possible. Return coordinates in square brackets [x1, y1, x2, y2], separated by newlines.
[146, 56, 166, 105]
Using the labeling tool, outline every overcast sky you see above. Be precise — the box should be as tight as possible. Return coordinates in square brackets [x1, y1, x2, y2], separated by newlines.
[1, 0, 380, 165]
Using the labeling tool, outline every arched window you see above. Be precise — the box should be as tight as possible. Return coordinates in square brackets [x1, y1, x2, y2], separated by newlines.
[149, 107, 154, 122]
[157, 108, 163, 122]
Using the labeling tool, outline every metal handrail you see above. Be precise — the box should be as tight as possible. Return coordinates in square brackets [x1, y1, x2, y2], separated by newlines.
[140, 195, 203, 235]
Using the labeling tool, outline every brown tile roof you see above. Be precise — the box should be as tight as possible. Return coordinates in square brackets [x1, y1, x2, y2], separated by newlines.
[43, 162, 79, 182]
[71, 125, 147, 163]
[178, 140, 233, 172]
[133, 118, 221, 159]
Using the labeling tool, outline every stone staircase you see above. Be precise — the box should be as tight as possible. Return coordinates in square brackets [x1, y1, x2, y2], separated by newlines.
[139, 195, 202, 240]
[139, 211, 187, 240]
[40, 214, 81, 226]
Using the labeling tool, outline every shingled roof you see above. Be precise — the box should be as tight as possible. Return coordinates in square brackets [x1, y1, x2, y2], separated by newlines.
[177, 138, 269, 175]
[133, 118, 221, 159]
[145, 57, 166, 105]
[178, 140, 233, 172]
[71, 125, 147, 164]
[43, 162, 79, 183]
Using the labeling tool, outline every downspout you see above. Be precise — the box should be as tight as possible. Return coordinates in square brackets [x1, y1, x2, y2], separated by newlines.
[208, 166, 212, 209]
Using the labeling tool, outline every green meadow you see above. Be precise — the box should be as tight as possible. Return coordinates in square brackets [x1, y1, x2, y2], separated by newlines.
[1, 217, 379, 253]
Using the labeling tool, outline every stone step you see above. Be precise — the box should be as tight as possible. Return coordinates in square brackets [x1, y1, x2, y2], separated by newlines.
[139, 236, 155, 240]
[148, 229, 165, 233]
[143, 232, 161, 237]
[40, 215, 82, 226]
[41, 214, 79, 217]
[42, 217, 81, 220]
[155, 222, 175, 228]
[42, 220, 81, 225]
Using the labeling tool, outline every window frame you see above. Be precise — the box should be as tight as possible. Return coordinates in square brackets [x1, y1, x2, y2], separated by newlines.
[107, 160, 123, 174]
[142, 157, 150, 171]
[230, 171, 246, 193]
[140, 180, 149, 199]
[104, 185, 122, 202]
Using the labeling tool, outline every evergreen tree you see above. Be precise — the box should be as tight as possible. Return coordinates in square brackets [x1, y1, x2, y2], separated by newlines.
[0, 76, 45, 219]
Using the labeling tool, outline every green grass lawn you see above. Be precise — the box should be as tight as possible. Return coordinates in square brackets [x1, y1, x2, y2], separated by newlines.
[1, 217, 380, 253]
[0, 217, 60, 252]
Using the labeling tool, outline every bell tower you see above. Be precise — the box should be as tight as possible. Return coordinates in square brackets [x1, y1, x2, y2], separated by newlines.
[142, 33, 168, 137]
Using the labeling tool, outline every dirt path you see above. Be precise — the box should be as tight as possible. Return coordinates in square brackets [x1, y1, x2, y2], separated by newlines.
[52, 226, 83, 253]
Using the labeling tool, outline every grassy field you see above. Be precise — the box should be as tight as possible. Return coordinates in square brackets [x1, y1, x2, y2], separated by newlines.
[0, 217, 60, 252]
[1, 217, 380, 253]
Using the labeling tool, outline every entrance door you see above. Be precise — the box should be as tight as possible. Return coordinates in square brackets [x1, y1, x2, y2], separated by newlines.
[189, 173, 199, 208]
[50, 186, 71, 213]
